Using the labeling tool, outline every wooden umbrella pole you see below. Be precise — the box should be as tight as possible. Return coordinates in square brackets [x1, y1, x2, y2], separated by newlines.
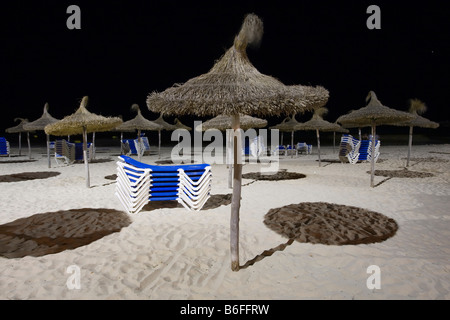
[18, 132, 22, 156]
[27, 132, 31, 159]
[228, 130, 233, 189]
[83, 127, 90, 188]
[231, 114, 241, 271]
[158, 130, 161, 159]
[407, 126, 413, 167]
[316, 129, 321, 167]
[291, 130, 294, 158]
[137, 129, 142, 162]
[46, 134, 51, 168]
[370, 123, 376, 188]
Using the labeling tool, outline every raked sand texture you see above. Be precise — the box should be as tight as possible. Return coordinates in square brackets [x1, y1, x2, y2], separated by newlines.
[0, 144, 449, 299]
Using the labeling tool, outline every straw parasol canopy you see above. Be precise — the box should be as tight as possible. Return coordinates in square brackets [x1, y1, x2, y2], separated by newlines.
[23, 103, 60, 167]
[392, 98, 439, 167]
[146, 13, 328, 271]
[196, 114, 267, 132]
[173, 118, 192, 131]
[295, 107, 343, 166]
[270, 113, 303, 158]
[6, 118, 32, 158]
[337, 91, 415, 187]
[114, 104, 163, 161]
[45, 96, 122, 188]
[149, 114, 178, 158]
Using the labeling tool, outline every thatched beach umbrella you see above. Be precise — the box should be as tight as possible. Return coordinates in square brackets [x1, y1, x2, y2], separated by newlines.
[114, 104, 163, 161]
[270, 113, 302, 158]
[45, 96, 122, 188]
[23, 103, 60, 168]
[146, 13, 328, 271]
[295, 107, 342, 166]
[337, 91, 414, 187]
[152, 114, 178, 158]
[196, 114, 268, 188]
[393, 99, 439, 167]
[5, 118, 32, 158]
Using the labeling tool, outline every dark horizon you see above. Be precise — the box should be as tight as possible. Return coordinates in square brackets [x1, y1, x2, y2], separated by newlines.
[1, 0, 449, 141]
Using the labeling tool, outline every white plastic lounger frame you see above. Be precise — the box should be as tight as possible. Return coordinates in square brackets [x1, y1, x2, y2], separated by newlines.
[115, 155, 212, 214]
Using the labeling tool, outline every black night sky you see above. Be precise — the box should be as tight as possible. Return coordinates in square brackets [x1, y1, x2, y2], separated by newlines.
[1, 0, 449, 143]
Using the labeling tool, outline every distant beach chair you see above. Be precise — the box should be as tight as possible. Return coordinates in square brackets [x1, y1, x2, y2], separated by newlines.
[134, 137, 151, 157]
[339, 134, 360, 164]
[296, 142, 312, 155]
[285, 145, 298, 157]
[115, 155, 212, 214]
[272, 145, 287, 156]
[74, 142, 93, 162]
[122, 139, 138, 155]
[360, 136, 380, 163]
[249, 136, 266, 158]
[54, 139, 75, 165]
[0, 137, 10, 157]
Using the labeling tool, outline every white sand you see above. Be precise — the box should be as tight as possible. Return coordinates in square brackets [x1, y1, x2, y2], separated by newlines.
[0, 143, 449, 300]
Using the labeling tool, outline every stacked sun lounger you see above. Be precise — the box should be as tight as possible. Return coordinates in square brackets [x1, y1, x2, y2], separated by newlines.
[339, 134, 361, 164]
[115, 155, 212, 214]
[54, 139, 75, 165]
[0, 137, 10, 157]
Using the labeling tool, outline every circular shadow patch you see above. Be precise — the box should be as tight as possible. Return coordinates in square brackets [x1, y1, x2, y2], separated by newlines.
[0, 160, 37, 164]
[0, 208, 131, 258]
[0, 171, 60, 183]
[243, 170, 306, 181]
[141, 194, 232, 211]
[368, 169, 434, 178]
[105, 174, 117, 180]
[264, 202, 398, 245]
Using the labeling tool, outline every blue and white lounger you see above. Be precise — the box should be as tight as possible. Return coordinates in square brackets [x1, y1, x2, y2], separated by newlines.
[115, 155, 212, 214]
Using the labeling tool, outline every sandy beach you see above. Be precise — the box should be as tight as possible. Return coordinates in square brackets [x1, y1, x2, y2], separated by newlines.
[0, 143, 449, 300]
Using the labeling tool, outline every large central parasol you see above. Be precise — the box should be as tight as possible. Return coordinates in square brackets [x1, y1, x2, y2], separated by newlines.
[337, 91, 415, 187]
[45, 96, 122, 188]
[147, 13, 329, 271]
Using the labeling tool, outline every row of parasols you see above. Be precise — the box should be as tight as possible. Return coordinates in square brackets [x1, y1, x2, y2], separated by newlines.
[2, 13, 440, 271]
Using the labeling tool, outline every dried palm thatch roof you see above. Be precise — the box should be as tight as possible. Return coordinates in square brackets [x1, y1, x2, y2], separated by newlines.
[173, 118, 192, 131]
[196, 114, 267, 132]
[393, 99, 439, 129]
[146, 13, 328, 117]
[114, 104, 163, 132]
[45, 96, 122, 136]
[153, 114, 178, 131]
[336, 91, 414, 127]
[6, 118, 30, 133]
[23, 103, 59, 131]
[295, 107, 343, 132]
[270, 114, 301, 132]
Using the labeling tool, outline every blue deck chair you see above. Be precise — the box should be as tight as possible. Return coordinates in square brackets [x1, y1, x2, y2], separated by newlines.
[74, 142, 93, 161]
[115, 155, 212, 214]
[296, 142, 312, 155]
[0, 137, 10, 157]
